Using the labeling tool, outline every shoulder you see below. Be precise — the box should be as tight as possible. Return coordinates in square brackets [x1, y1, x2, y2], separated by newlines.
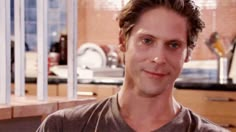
[37, 96, 114, 132]
[183, 107, 229, 132]
[36, 109, 66, 132]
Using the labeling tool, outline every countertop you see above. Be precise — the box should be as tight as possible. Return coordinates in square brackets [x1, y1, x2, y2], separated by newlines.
[0, 95, 96, 120]
[12, 76, 236, 91]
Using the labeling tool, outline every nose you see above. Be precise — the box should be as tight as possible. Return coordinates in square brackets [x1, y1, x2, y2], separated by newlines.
[151, 56, 166, 64]
[152, 57, 159, 63]
[150, 44, 166, 64]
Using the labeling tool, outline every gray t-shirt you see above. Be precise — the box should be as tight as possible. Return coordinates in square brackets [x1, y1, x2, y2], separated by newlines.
[37, 95, 228, 132]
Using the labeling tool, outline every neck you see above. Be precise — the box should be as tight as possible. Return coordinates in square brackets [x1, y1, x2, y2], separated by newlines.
[118, 85, 180, 131]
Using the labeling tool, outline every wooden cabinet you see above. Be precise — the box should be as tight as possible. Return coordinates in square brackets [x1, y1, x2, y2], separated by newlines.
[58, 84, 120, 100]
[174, 89, 236, 131]
[11, 84, 58, 96]
[11, 83, 120, 100]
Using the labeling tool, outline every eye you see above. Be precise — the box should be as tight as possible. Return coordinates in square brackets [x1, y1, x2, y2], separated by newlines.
[168, 41, 181, 49]
[141, 37, 154, 45]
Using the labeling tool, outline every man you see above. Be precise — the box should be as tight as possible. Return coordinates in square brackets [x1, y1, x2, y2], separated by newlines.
[37, 0, 228, 131]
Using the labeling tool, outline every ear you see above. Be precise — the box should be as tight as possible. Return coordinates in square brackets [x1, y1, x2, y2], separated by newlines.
[118, 30, 126, 52]
[184, 48, 192, 62]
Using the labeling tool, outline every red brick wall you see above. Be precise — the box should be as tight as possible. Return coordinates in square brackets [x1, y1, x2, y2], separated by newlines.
[78, 1, 236, 60]
[78, 0, 119, 47]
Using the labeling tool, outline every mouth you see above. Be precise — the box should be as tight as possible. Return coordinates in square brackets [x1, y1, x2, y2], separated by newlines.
[143, 69, 168, 78]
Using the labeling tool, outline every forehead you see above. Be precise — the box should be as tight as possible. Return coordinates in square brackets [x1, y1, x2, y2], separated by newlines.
[131, 7, 187, 42]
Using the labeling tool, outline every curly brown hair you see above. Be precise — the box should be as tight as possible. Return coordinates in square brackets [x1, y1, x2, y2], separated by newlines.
[117, 0, 205, 49]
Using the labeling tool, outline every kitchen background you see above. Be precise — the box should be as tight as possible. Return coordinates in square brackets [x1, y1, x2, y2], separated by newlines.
[2, 1, 235, 131]
[10, 0, 236, 60]
[7, 0, 236, 83]
[10, 0, 67, 50]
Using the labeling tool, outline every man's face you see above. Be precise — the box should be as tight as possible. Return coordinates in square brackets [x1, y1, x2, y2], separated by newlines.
[120, 7, 189, 97]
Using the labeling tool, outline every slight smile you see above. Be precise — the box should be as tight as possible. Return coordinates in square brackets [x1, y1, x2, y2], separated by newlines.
[143, 70, 168, 78]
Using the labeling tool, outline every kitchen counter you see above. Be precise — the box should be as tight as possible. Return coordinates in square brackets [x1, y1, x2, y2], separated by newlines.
[12, 76, 236, 91]
[0, 95, 96, 120]
[0, 95, 96, 131]
[175, 80, 236, 91]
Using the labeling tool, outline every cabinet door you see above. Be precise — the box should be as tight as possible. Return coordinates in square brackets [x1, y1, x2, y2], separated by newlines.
[58, 84, 119, 100]
[174, 89, 236, 117]
[205, 115, 236, 132]
[11, 84, 58, 96]
[173, 89, 236, 131]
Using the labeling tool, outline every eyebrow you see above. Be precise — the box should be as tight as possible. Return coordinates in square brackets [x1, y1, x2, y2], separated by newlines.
[166, 39, 186, 45]
[137, 32, 186, 44]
